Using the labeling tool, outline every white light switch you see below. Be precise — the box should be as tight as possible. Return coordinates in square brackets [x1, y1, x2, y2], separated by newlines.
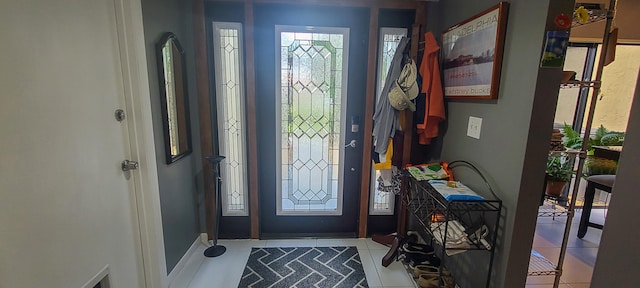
[467, 116, 482, 139]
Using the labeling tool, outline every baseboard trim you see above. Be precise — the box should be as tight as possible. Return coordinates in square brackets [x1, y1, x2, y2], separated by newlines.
[167, 236, 202, 287]
[81, 265, 111, 288]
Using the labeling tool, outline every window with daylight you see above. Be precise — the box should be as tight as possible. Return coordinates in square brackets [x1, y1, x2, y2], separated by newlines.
[212, 22, 248, 216]
[369, 27, 407, 215]
[275, 26, 350, 215]
[555, 44, 638, 134]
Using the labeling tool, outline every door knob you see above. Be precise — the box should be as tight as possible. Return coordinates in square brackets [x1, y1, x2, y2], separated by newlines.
[345, 140, 357, 148]
[122, 160, 139, 171]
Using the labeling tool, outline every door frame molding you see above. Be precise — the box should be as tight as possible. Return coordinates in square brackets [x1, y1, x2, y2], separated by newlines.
[114, 0, 169, 286]
[358, 6, 379, 237]
[197, 0, 424, 239]
[243, 1, 261, 239]
[194, 0, 218, 243]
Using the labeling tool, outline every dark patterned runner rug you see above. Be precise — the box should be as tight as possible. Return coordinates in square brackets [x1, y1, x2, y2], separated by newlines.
[238, 246, 368, 288]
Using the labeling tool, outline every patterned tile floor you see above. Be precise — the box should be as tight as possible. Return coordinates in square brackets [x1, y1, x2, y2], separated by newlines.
[173, 238, 416, 288]
[172, 209, 606, 288]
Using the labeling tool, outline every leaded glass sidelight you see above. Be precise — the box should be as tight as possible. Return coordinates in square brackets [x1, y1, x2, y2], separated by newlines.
[276, 26, 350, 215]
[369, 27, 407, 215]
[212, 22, 248, 216]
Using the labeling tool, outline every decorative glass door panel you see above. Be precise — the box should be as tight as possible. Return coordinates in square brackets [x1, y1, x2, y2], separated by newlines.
[212, 22, 249, 216]
[254, 4, 367, 236]
[276, 26, 349, 215]
[369, 27, 407, 216]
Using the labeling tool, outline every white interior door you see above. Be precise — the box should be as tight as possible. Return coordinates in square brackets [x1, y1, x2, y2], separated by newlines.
[0, 0, 146, 287]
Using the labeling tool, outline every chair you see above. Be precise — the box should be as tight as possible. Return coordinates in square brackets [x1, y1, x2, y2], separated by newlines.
[577, 174, 615, 238]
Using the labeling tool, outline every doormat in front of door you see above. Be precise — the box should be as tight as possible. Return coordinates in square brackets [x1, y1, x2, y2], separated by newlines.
[238, 246, 368, 288]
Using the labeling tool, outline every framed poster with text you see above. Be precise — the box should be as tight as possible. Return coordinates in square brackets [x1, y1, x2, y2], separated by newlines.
[442, 2, 509, 100]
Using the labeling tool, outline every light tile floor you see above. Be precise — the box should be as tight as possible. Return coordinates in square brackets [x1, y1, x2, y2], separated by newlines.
[172, 209, 606, 288]
[174, 238, 417, 288]
[526, 208, 606, 288]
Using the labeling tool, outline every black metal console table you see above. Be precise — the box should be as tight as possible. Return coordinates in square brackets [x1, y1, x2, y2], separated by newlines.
[401, 161, 502, 288]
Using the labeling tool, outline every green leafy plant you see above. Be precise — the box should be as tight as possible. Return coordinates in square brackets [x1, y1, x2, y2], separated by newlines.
[546, 155, 573, 182]
[584, 157, 618, 175]
[562, 123, 625, 150]
[561, 124, 623, 175]
[562, 123, 583, 149]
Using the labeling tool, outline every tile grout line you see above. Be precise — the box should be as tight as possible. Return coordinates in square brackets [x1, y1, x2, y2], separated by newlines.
[365, 247, 387, 287]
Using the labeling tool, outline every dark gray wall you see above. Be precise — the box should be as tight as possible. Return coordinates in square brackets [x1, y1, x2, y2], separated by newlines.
[141, 0, 204, 273]
[430, 0, 573, 286]
[591, 71, 640, 287]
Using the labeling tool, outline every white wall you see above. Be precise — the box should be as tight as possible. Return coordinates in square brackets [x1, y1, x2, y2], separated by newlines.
[0, 0, 159, 287]
[590, 70, 640, 287]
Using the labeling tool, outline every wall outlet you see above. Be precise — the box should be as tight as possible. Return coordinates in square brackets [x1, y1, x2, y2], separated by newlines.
[467, 116, 482, 139]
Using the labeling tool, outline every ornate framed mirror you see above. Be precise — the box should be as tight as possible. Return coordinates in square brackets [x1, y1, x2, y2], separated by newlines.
[157, 32, 192, 164]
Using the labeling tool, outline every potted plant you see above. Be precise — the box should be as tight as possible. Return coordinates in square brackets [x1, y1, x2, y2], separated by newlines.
[545, 155, 573, 197]
[562, 123, 623, 176]
[562, 123, 625, 152]
[584, 157, 618, 175]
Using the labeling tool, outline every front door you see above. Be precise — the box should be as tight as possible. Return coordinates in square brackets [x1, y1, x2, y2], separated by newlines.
[254, 4, 369, 237]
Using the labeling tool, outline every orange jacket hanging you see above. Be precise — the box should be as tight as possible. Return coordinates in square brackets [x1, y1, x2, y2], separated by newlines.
[417, 32, 445, 144]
